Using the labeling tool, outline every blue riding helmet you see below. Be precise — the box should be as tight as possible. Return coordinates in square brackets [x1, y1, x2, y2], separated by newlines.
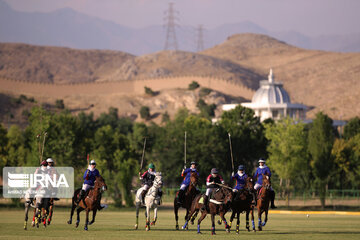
[238, 165, 245, 170]
[190, 161, 197, 166]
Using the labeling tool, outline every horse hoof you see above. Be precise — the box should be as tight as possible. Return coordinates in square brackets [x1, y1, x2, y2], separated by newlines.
[134, 224, 138, 230]
[84, 226, 88, 231]
[89, 221, 94, 225]
[47, 220, 51, 225]
[262, 222, 266, 227]
[175, 225, 179, 230]
[150, 221, 155, 226]
[197, 232, 202, 234]
[146, 226, 150, 231]
[258, 227, 262, 231]
[75, 222, 79, 228]
[211, 232, 216, 235]
[226, 229, 230, 233]
[67, 220, 72, 225]
[190, 221, 194, 225]
[217, 220, 222, 225]
[31, 221, 35, 227]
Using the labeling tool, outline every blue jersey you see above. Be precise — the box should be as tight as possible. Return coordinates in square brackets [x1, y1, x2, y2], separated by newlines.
[83, 168, 100, 186]
[181, 168, 199, 185]
[232, 172, 248, 190]
[253, 166, 271, 185]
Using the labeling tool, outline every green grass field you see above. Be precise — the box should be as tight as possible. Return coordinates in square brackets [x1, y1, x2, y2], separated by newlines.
[0, 208, 359, 240]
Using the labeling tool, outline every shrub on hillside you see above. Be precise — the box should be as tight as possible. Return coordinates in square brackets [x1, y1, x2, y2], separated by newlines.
[55, 99, 65, 109]
[199, 87, 212, 97]
[144, 86, 156, 96]
[140, 106, 151, 120]
[188, 81, 200, 90]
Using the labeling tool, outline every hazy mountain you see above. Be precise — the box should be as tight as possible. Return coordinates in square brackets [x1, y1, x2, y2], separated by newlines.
[0, 0, 359, 55]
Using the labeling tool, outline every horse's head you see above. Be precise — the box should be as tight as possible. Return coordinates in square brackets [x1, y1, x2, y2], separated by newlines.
[153, 172, 163, 188]
[245, 177, 255, 193]
[94, 176, 107, 192]
[214, 185, 232, 205]
[262, 174, 271, 190]
[190, 172, 198, 187]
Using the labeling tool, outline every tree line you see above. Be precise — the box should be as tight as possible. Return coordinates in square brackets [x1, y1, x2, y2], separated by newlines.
[0, 105, 359, 208]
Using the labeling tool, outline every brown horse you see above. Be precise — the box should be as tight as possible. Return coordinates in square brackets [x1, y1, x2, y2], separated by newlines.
[174, 172, 199, 230]
[253, 174, 271, 231]
[229, 177, 256, 233]
[186, 184, 233, 235]
[67, 176, 107, 231]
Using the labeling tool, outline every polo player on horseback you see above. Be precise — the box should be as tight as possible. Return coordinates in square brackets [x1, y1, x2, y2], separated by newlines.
[177, 161, 199, 205]
[253, 158, 277, 209]
[232, 165, 256, 205]
[202, 168, 225, 211]
[139, 163, 157, 204]
[77, 160, 104, 210]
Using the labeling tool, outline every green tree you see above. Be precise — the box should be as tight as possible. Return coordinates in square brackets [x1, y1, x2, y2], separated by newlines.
[308, 112, 334, 208]
[343, 117, 360, 140]
[6, 125, 28, 167]
[219, 105, 267, 173]
[93, 125, 137, 206]
[264, 118, 309, 205]
[25, 106, 52, 166]
[0, 124, 8, 173]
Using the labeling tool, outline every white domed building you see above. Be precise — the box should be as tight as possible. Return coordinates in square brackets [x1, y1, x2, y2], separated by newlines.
[222, 69, 307, 122]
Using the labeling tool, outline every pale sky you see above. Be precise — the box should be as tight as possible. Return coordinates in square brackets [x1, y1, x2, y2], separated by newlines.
[4, 0, 360, 36]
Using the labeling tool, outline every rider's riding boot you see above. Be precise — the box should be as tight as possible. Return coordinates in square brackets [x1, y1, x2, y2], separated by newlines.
[177, 190, 185, 204]
[97, 195, 104, 211]
[270, 190, 277, 209]
[252, 192, 257, 206]
[76, 190, 85, 204]
[201, 195, 209, 212]
[141, 190, 147, 204]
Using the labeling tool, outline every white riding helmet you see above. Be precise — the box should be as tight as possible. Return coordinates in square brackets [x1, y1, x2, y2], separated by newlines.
[46, 158, 54, 163]
[258, 158, 266, 163]
[90, 160, 96, 165]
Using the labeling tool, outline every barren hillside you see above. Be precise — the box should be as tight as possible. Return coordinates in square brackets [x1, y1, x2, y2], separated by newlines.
[202, 33, 360, 119]
[0, 43, 135, 84]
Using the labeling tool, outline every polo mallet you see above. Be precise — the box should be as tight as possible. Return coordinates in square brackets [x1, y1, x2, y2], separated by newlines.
[184, 131, 187, 169]
[228, 133, 234, 173]
[40, 132, 47, 162]
[140, 137, 147, 171]
[87, 153, 90, 166]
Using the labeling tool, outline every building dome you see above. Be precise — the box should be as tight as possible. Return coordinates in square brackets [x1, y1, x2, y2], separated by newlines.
[252, 69, 291, 105]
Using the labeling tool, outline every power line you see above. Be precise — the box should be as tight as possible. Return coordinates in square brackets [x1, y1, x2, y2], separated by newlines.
[164, 2, 179, 51]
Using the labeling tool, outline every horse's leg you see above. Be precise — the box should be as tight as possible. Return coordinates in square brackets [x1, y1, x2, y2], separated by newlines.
[75, 207, 83, 228]
[229, 211, 235, 230]
[174, 198, 179, 230]
[190, 209, 199, 225]
[211, 213, 216, 235]
[48, 202, 53, 225]
[262, 208, 268, 227]
[251, 207, 256, 232]
[32, 207, 36, 227]
[151, 206, 157, 226]
[182, 208, 190, 230]
[42, 206, 47, 227]
[246, 210, 250, 232]
[84, 209, 89, 231]
[89, 209, 97, 225]
[67, 198, 76, 224]
[196, 210, 207, 234]
[24, 200, 31, 230]
[219, 211, 230, 233]
[236, 212, 240, 234]
[258, 208, 262, 231]
[145, 205, 151, 231]
[135, 202, 140, 230]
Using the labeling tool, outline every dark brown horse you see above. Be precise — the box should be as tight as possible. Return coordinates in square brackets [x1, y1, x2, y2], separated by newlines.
[67, 176, 107, 230]
[229, 177, 256, 233]
[252, 174, 271, 231]
[174, 172, 199, 230]
[186, 184, 233, 235]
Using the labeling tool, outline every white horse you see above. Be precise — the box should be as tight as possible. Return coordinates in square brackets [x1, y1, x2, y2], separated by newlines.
[135, 172, 163, 231]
